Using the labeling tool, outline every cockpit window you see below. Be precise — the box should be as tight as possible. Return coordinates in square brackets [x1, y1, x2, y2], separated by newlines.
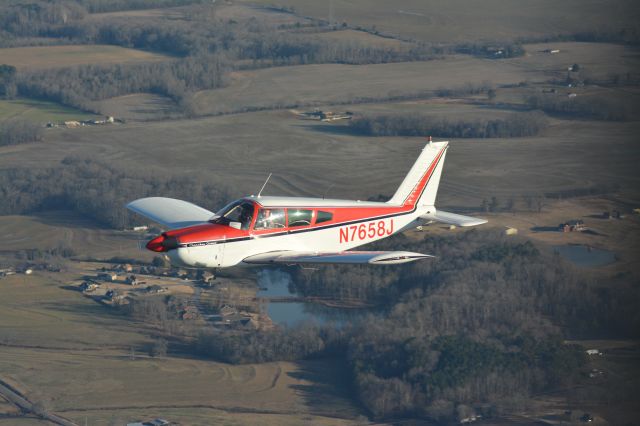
[211, 201, 255, 230]
[288, 209, 313, 227]
[316, 211, 333, 224]
[255, 208, 286, 230]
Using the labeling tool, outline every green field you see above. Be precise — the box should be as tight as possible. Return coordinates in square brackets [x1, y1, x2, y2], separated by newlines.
[0, 98, 98, 124]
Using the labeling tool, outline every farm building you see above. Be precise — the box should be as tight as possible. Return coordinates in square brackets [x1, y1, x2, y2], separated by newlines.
[559, 219, 585, 232]
[98, 272, 118, 281]
[80, 281, 100, 292]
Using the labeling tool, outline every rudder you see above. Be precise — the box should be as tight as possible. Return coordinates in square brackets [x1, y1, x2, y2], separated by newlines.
[387, 141, 448, 208]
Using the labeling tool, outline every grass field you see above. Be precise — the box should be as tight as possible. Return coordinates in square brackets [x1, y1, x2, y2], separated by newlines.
[0, 45, 171, 70]
[239, 0, 640, 43]
[190, 56, 530, 115]
[0, 211, 147, 260]
[0, 274, 360, 425]
[0, 98, 98, 124]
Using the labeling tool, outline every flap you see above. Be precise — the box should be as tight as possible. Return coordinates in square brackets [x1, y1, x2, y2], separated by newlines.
[243, 250, 433, 265]
[420, 210, 487, 227]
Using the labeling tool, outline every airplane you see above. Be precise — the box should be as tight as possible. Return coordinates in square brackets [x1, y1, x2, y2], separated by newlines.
[126, 140, 486, 271]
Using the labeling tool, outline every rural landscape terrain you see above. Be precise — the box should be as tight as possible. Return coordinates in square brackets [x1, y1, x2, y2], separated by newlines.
[0, 0, 639, 425]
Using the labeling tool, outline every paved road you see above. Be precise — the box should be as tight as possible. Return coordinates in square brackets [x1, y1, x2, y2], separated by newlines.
[0, 378, 78, 426]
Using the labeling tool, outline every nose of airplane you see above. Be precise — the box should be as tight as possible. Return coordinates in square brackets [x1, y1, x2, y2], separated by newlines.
[146, 234, 179, 252]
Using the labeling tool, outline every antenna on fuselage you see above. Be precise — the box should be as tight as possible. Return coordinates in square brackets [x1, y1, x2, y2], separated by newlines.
[257, 173, 272, 198]
[322, 183, 335, 200]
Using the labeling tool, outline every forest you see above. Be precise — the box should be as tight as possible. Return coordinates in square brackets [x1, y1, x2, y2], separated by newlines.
[349, 111, 549, 138]
[191, 229, 640, 421]
[0, 157, 230, 229]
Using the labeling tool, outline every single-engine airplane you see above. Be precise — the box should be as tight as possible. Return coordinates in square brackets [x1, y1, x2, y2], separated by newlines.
[127, 140, 486, 270]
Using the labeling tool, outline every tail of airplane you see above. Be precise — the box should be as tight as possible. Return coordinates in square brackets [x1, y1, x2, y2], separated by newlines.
[388, 140, 487, 227]
[387, 141, 448, 208]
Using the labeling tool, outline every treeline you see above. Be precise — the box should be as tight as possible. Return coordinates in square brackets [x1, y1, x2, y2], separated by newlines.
[189, 230, 639, 420]
[0, 118, 43, 146]
[455, 42, 524, 59]
[290, 231, 636, 338]
[526, 93, 635, 121]
[0, 157, 230, 229]
[17, 55, 226, 112]
[236, 33, 439, 66]
[195, 324, 346, 364]
[349, 111, 548, 138]
[75, 0, 207, 14]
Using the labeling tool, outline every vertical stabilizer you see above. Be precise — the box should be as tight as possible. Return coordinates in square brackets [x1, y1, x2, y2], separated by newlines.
[387, 141, 448, 208]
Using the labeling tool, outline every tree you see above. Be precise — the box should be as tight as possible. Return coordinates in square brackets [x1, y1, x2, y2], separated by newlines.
[150, 338, 168, 357]
[0, 64, 17, 99]
[489, 196, 500, 212]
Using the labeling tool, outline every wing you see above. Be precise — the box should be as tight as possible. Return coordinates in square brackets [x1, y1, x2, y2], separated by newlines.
[420, 209, 487, 227]
[243, 250, 433, 265]
[126, 197, 215, 229]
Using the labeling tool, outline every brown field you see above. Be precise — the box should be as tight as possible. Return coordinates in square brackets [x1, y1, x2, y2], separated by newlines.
[190, 56, 530, 115]
[310, 29, 412, 48]
[0, 45, 171, 70]
[239, 0, 640, 43]
[0, 272, 361, 425]
[0, 211, 149, 260]
[1, 7, 639, 423]
[1, 105, 638, 208]
[90, 93, 180, 122]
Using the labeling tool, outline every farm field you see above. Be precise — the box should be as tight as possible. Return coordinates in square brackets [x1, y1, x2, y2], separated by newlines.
[0, 273, 361, 425]
[190, 56, 530, 115]
[0, 211, 146, 260]
[0, 45, 172, 70]
[0, 98, 98, 124]
[1, 2, 639, 423]
[239, 0, 640, 43]
[1, 107, 639, 208]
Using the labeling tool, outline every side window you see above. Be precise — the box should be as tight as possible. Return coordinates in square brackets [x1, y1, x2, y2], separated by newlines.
[288, 209, 313, 227]
[316, 211, 333, 224]
[254, 208, 286, 230]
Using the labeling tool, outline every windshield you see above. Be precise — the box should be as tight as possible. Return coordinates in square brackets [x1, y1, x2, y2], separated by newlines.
[210, 201, 255, 230]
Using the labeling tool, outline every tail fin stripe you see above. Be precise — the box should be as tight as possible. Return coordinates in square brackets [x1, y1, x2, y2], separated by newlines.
[401, 145, 447, 207]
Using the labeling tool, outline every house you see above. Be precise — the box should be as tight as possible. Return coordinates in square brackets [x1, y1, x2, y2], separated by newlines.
[200, 271, 215, 286]
[219, 305, 237, 317]
[105, 289, 125, 303]
[181, 305, 199, 320]
[146, 285, 167, 294]
[126, 275, 139, 286]
[80, 281, 100, 292]
[132, 225, 148, 232]
[586, 349, 602, 356]
[559, 220, 585, 232]
[504, 227, 518, 236]
[98, 272, 118, 281]
[64, 120, 81, 128]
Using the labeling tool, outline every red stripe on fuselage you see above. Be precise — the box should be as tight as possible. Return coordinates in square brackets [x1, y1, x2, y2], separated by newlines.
[159, 146, 446, 246]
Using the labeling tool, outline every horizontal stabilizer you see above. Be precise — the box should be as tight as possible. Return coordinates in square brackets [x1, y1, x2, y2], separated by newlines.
[420, 210, 487, 227]
[243, 250, 433, 265]
[126, 197, 214, 229]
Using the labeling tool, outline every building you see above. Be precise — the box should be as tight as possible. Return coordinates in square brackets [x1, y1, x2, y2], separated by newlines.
[80, 281, 100, 292]
[559, 219, 585, 232]
[126, 275, 139, 286]
[98, 272, 118, 281]
[504, 227, 518, 236]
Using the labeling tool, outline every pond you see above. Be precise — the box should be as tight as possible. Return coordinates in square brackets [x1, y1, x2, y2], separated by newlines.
[553, 244, 616, 268]
[256, 269, 371, 327]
